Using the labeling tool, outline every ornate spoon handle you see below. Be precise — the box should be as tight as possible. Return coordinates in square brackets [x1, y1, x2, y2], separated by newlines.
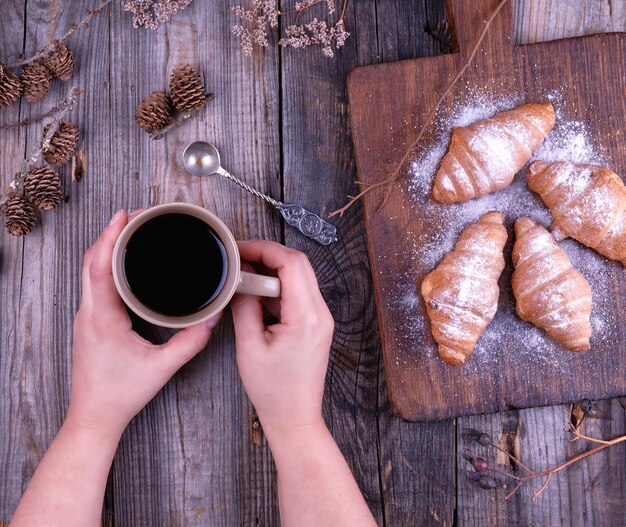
[217, 167, 338, 245]
[275, 204, 338, 245]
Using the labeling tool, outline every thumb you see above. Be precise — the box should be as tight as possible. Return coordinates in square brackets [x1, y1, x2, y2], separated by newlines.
[158, 312, 223, 373]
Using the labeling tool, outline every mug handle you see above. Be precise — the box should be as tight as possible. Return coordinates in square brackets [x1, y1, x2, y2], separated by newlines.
[236, 271, 281, 298]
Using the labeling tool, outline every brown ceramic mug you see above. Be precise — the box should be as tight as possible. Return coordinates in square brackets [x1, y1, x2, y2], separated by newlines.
[112, 203, 281, 328]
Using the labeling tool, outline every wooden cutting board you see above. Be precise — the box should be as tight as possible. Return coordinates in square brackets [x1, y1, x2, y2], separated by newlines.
[347, 0, 626, 421]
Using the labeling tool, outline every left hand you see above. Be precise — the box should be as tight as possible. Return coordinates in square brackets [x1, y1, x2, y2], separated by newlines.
[66, 209, 222, 437]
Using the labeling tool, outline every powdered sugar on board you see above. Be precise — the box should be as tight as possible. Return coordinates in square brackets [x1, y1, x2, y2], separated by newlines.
[388, 89, 619, 372]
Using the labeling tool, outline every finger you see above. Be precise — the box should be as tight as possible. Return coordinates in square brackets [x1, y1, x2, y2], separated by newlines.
[231, 270, 266, 348]
[237, 240, 324, 321]
[88, 210, 128, 320]
[158, 313, 222, 373]
[80, 210, 125, 309]
[80, 245, 96, 308]
[128, 208, 147, 220]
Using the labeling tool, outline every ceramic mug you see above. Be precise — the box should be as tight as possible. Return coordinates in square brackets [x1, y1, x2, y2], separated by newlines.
[112, 203, 281, 328]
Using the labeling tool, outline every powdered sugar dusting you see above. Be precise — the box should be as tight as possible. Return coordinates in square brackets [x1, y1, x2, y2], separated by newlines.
[533, 120, 607, 165]
[389, 89, 619, 373]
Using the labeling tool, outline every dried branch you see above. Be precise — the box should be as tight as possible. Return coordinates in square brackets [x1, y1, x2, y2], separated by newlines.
[2, 86, 82, 203]
[0, 87, 83, 130]
[8, 0, 112, 69]
[491, 443, 534, 474]
[328, 0, 511, 218]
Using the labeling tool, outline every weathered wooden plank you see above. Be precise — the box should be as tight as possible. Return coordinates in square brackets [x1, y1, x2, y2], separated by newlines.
[106, 1, 281, 526]
[0, 0, 101, 521]
[280, 1, 455, 525]
[515, 0, 626, 45]
[456, 4, 626, 525]
[457, 400, 626, 527]
[0, 1, 30, 521]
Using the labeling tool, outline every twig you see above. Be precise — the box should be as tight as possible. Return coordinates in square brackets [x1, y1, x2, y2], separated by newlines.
[8, 0, 112, 69]
[503, 432, 626, 500]
[504, 480, 523, 500]
[465, 419, 626, 501]
[492, 444, 534, 474]
[532, 473, 552, 500]
[486, 466, 522, 481]
[569, 429, 615, 446]
[328, 0, 511, 218]
[0, 88, 83, 130]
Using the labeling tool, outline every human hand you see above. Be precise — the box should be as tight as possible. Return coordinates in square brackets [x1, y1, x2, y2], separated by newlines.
[66, 209, 222, 438]
[231, 240, 334, 439]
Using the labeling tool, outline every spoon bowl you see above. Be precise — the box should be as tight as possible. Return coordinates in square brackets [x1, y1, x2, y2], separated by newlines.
[182, 141, 221, 176]
[181, 140, 338, 245]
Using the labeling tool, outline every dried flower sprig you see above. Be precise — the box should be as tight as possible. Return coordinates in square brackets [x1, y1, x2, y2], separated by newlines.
[122, 0, 193, 29]
[462, 418, 626, 500]
[232, 0, 349, 58]
[7, 0, 112, 69]
[328, 0, 510, 218]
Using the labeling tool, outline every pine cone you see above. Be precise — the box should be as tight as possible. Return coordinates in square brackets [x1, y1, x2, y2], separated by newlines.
[43, 120, 79, 166]
[21, 62, 53, 102]
[2, 195, 36, 236]
[0, 64, 23, 109]
[135, 91, 174, 133]
[25, 165, 62, 211]
[169, 63, 207, 112]
[42, 40, 75, 81]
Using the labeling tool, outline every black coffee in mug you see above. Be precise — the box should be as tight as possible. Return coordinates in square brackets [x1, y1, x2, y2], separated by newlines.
[123, 213, 227, 317]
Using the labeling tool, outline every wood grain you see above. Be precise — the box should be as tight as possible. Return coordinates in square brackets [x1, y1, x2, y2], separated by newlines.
[457, 399, 626, 527]
[104, 1, 281, 525]
[516, 0, 626, 45]
[280, 0, 457, 524]
[348, 0, 626, 420]
[0, 1, 625, 526]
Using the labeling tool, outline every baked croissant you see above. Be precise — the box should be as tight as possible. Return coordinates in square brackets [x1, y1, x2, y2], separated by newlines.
[512, 217, 592, 352]
[421, 212, 507, 365]
[527, 160, 626, 265]
[433, 102, 556, 203]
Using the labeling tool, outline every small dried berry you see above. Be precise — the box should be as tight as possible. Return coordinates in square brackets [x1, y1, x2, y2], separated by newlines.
[466, 471, 481, 482]
[462, 449, 476, 463]
[477, 476, 497, 490]
[478, 433, 493, 446]
[461, 428, 481, 441]
[472, 458, 489, 473]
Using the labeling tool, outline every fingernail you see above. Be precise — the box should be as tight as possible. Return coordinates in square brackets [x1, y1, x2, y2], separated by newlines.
[205, 312, 223, 330]
[128, 208, 146, 219]
[108, 210, 125, 226]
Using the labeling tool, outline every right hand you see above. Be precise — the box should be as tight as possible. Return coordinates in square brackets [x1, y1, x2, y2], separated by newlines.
[231, 240, 334, 437]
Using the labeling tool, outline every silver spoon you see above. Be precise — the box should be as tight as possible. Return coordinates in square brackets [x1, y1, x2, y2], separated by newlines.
[182, 141, 338, 245]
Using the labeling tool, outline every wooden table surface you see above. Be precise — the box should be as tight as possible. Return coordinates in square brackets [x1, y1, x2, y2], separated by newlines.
[1, 1, 624, 526]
